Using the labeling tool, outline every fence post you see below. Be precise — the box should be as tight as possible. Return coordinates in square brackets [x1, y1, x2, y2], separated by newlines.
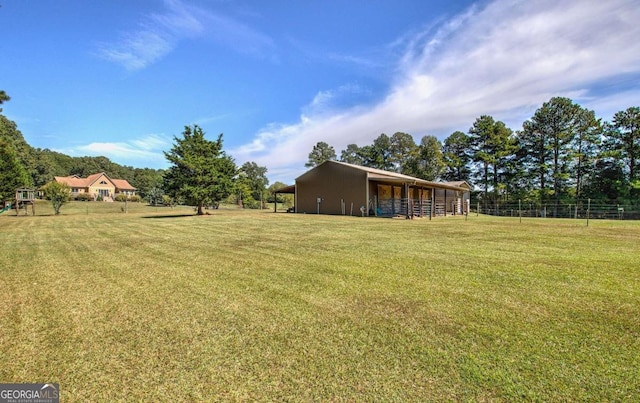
[587, 198, 590, 227]
[519, 199, 522, 223]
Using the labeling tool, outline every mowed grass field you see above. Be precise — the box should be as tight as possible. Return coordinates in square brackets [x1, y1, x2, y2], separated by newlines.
[1, 201, 639, 401]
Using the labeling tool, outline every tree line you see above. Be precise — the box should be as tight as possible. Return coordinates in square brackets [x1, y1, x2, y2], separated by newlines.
[3, 92, 638, 214]
[0, 110, 167, 202]
[1, 93, 281, 212]
[306, 97, 640, 209]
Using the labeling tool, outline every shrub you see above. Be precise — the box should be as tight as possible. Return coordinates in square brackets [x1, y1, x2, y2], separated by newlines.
[162, 195, 176, 208]
[76, 193, 93, 201]
[42, 181, 70, 215]
[115, 194, 141, 202]
[242, 197, 261, 209]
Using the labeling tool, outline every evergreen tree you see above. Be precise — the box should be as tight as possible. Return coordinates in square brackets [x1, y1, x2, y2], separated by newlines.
[163, 125, 236, 215]
[340, 143, 367, 166]
[469, 116, 516, 206]
[365, 133, 394, 170]
[404, 135, 445, 181]
[442, 131, 472, 182]
[0, 139, 32, 202]
[519, 97, 589, 212]
[606, 106, 640, 190]
[305, 142, 336, 167]
[572, 109, 602, 200]
[389, 132, 418, 174]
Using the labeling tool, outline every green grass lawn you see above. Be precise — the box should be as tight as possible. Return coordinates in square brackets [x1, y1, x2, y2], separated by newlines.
[1, 203, 639, 401]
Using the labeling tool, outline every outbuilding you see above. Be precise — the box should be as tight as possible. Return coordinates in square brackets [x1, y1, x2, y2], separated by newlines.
[280, 160, 471, 218]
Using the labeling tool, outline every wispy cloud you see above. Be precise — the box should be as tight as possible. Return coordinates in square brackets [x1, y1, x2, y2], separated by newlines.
[303, 84, 371, 116]
[96, 0, 203, 70]
[200, 11, 276, 59]
[231, 0, 640, 184]
[96, 0, 274, 70]
[192, 113, 232, 126]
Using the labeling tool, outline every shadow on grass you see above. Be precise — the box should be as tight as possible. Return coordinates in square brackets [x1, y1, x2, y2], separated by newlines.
[141, 214, 198, 219]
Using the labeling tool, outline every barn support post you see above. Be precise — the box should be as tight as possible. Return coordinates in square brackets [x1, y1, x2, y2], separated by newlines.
[365, 179, 370, 217]
[391, 186, 396, 215]
[444, 189, 447, 217]
[374, 195, 378, 217]
[432, 188, 435, 217]
[404, 182, 410, 219]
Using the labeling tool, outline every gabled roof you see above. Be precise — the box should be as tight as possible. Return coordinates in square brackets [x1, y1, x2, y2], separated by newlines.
[442, 180, 472, 190]
[86, 172, 111, 187]
[298, 160, 469, 191]
[54, 173, 135, 190]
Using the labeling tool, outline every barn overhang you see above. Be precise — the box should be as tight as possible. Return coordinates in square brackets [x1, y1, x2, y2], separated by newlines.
[272, 184, 296, 212]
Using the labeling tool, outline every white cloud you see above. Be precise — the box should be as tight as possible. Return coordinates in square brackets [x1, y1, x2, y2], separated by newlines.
[96, 0, 203, 70]
[58, 134, 171, 169]
[581, 89, 640, 122]
[96, 0, 274, 70]
[231, 0, 640, 184]
[303, 84, 370, 116]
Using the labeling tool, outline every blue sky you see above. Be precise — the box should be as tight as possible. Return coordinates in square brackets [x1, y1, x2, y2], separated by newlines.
[2, 0, 640, 184]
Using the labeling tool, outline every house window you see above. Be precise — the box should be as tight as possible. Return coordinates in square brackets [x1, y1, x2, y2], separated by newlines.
[100, 180, 108, 185]
[72, 188, 78, 193]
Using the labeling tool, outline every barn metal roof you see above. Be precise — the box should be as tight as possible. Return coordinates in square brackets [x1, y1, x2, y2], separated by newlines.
[297, 160, 470, 191]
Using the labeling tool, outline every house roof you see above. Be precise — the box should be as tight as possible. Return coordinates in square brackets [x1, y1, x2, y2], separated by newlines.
[111, 178, 136, 190]
[54, 173, 136, 190]
[85, 172, 109, 187]
[299, 160, 469, 191]
[54, 175, 89, 187]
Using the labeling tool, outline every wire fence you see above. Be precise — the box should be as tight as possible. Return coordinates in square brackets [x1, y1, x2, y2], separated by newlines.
[472, 199, 640, 220]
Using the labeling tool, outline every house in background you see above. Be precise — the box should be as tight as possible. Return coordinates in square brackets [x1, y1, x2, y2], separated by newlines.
[54, 172, 136, 201]
[277, 160, 470, 218]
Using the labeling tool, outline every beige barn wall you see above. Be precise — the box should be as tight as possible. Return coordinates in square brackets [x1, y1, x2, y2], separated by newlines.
[296, 163, 368, 215]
